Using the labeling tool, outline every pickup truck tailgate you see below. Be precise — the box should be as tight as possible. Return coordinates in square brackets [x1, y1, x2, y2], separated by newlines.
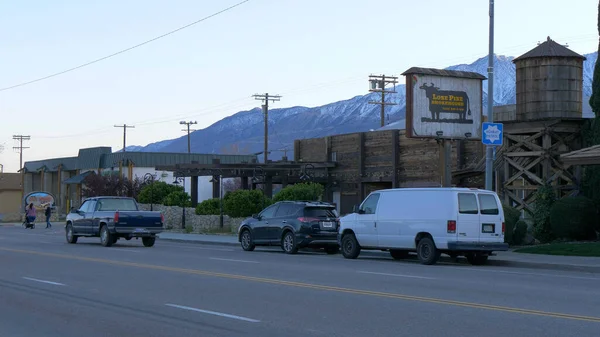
[115, 211, 164, 230]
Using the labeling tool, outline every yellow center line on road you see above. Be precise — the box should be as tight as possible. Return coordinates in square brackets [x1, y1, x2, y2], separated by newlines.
[2, 246, 599, 323]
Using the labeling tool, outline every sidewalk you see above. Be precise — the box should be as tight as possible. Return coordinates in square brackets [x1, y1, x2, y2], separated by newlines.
[156, 232, 600, 273]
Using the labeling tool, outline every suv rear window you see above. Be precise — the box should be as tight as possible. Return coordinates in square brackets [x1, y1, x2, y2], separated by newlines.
[304, 207, 337, 218]
[478, 194, 499, 215]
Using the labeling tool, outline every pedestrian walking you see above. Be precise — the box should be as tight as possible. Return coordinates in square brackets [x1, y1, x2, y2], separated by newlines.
[25, 203, 36, 224]
[45, 205, 52, 229]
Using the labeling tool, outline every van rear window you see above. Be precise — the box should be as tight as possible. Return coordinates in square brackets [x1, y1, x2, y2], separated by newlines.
[458, 193, 478, 214]
[478, 194, 499, 215]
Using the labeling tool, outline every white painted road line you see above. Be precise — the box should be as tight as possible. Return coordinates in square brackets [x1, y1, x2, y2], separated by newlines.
[22, 277, 66, 286]
[209, 257, 259, 264]
[108, 248, 141, 253]
[357, 271, 436, 280]
[165, 304, 260, 323]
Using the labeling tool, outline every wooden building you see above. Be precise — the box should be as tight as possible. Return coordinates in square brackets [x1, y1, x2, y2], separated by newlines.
[294, 127, 484, 214]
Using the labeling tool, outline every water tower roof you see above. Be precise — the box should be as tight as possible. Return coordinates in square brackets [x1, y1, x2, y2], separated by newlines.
[513, 36, 586, 62]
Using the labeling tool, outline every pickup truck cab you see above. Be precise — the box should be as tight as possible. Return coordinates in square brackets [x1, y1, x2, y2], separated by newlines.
[65, 196, 164, 247]
[338, 188, 509, 265]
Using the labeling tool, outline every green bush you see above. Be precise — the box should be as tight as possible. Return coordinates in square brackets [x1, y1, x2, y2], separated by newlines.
[272, 182, 324, 203]
[162, 190, 191, 207]
[549, 196, 598, 241]
[224, 189, 271, 218]
[138, 181, 184, 205]
[531, 184, 557, 243]
[503, 204, 521, 244]
[512, 220, 528, 246]
[196, 198, 221, 215]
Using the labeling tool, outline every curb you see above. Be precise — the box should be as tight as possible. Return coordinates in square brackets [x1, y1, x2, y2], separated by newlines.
[156, 236, 600, 273]
[157, 236, 239, 247]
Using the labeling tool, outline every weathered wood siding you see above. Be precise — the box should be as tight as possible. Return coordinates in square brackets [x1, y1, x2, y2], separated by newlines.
[364, 131, 393, 176]
[396, 130, 439, 185]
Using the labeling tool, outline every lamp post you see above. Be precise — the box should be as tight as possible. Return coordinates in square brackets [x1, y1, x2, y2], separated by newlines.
[173, 176, 186, 230]
[143, 173, 156, 211]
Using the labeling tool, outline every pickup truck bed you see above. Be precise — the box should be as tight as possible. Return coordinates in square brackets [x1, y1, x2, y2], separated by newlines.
[65, 196, 164, 247]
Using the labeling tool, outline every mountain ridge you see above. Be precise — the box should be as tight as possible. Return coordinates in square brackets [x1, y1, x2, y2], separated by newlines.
[126, 52, 598, 159]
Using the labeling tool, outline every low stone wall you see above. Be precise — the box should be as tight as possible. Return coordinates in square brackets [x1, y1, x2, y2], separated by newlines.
[0, 212, 62, 223]
[137, 204, 245, 234]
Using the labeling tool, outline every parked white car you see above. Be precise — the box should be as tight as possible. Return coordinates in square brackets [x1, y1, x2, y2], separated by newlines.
[337, 188, 509, 265]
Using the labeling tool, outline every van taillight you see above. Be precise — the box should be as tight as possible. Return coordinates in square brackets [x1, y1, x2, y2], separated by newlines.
[114, 211, 119, 223]
[160, 213, 165, 223]
[447, 220, 456, 234]
[502, 222, 505, 234]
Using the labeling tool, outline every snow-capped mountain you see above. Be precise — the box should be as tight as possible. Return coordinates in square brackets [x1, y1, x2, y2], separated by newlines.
[125, 52, 598, 159]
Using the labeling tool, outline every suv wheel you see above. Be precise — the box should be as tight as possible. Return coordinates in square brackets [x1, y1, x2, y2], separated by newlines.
[281, 231, 298, 254]
[416, 237, 440, 265]
[240, 229, 255, 251]
[341, 233, 361, 259]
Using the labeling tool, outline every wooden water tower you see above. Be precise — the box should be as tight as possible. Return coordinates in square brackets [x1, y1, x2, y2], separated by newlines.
[499, 37, 587, 212]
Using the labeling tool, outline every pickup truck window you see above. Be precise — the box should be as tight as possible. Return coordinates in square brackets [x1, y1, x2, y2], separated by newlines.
[458, 193, 479, 214]
[96, 199, 139, 211]
[478, 194, 499, 215]
[78, 200, 91, 213]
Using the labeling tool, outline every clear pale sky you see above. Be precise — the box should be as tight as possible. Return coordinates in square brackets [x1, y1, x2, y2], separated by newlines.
[0, 0, 597, 173]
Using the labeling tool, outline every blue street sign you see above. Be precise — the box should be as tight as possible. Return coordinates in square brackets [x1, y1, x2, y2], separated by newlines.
[482, 122, 503, 146]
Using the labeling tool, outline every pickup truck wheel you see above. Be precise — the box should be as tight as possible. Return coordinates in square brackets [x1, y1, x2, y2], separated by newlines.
[390, 250, 409, 260]
[142, 237, 156, 247]
[240, 229, 255, 251]
[281, 231, 298, 254]
[341, 234, 361, 259]
[467, 253, 489, 265]
[66, 224, 78, 244]
[416, 237, 440, 265]
[100, 225, 113, 247]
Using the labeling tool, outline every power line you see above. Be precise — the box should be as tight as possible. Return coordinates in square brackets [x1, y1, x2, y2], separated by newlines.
[368, 74, 398, 127]
[12, 135, 30, 171]
[114, 124, 135, 152]
[180, 121, 198, 154]
[253, 93, 281, 164]
[0, 0, 251, 92]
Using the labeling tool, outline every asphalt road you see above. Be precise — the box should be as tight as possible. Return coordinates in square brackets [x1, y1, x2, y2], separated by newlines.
[2, 225, 600, 337]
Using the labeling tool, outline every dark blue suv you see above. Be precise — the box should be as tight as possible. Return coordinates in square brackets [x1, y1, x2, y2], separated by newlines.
[238, 201, 340, 254]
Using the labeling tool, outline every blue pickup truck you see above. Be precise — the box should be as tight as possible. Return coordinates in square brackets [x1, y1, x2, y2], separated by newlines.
[65, 196, 164, 247]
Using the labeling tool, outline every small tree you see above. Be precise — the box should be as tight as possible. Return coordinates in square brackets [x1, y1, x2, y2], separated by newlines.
[138, 181, 184, 205]
[196, 198, 221, 215]
[224, 189, 271, 218]
[223, 178, 243, 193]
[272, 182, 324, 202]
[531, 184, 556, 243]
[163, 190, 192, 207]
[550, 196, 597, 241]
[82, 172, 143, 198]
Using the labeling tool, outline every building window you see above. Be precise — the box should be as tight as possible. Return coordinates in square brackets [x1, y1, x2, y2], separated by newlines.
[330, 151, 337, 162]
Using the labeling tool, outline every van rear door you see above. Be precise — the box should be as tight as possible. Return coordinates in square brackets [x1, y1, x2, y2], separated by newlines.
[477, 193, 503, 243]
[456, 192, 480, 242]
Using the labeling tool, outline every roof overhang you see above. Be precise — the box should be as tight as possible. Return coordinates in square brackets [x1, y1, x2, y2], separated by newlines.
[560, 145, 600, 166]
[62, 171, 95, 184]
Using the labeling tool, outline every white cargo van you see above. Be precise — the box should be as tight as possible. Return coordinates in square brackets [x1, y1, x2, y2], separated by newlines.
[337, 188, 509, 265]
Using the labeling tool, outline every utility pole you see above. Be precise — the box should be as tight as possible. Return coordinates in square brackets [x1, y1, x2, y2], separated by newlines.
[180, 121, 198, 154]
[253, 93, 281, 164]
[485, 0, 495, 191]
[368, 74, 398, 127]
[114, 124, 135, 152]
[12, 135, 30, 171]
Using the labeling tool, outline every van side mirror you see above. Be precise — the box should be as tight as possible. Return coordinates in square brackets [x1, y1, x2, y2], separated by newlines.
[352, 205, 364, 214]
